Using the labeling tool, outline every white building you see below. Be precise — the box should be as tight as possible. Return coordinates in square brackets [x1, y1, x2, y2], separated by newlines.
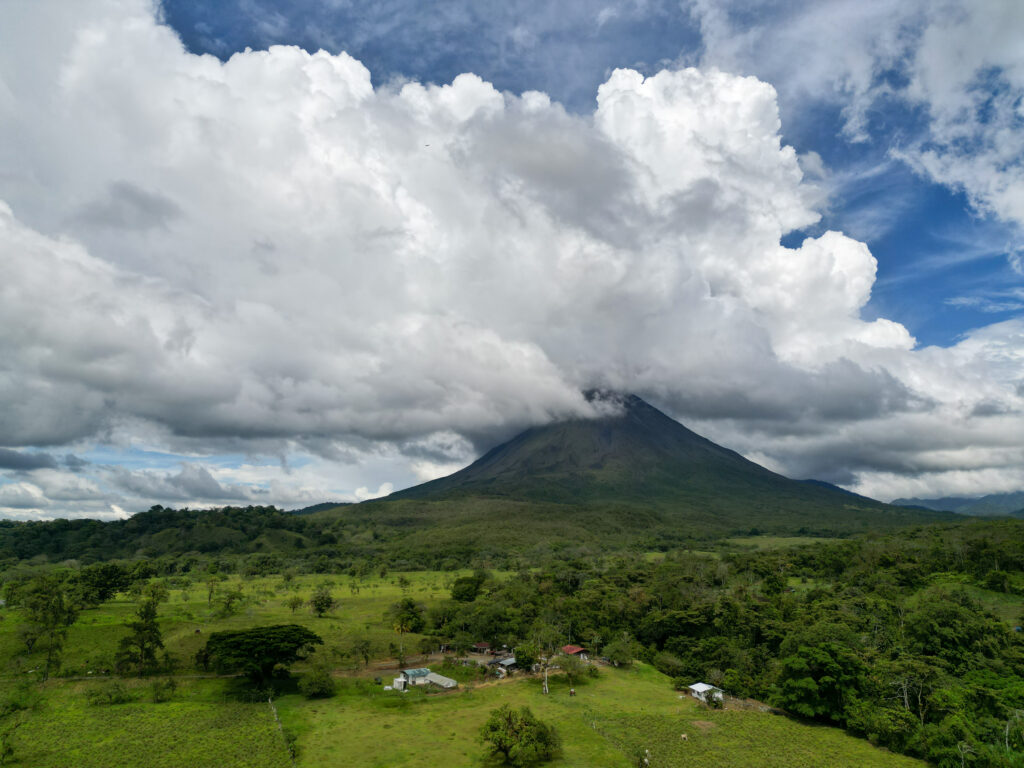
[688, 682, 724, 704]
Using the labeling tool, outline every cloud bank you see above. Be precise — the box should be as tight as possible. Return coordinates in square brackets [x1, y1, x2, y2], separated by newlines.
[0, 0, 1022, 517]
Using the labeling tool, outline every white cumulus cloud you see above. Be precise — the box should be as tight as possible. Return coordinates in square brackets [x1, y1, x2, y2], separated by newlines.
[0, 0, 1021, 512]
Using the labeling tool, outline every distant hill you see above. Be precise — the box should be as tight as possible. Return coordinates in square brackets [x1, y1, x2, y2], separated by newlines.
[288, 501, 350, 515]
[356, 394, 951, 552]
[893, 491, 1024, 517]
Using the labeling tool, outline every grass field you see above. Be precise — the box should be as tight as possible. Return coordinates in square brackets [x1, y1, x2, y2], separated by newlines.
[0, 571, 925, 767]
[0, 570, 462, 678]
[9, 678, 290, 768]
[273, 663, 922, 768]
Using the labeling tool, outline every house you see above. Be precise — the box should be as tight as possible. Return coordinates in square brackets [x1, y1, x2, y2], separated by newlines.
[472, 642, 491, 653]
[400, 668, 432, 686]
[688, 682, 724, 704]
[561, 645, 588, 660]
[425, 672, 458, 689]
[498, 657, 517, 670]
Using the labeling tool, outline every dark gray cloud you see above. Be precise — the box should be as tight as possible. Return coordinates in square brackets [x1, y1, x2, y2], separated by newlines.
[74, 181, 182, 231]
[63, 454, 90, 472]
[0, 448, 58, 471]
[106, 464, 267, 503]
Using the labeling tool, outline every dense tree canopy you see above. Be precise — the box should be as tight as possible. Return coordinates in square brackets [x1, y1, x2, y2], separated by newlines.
[480, 705, 559, 767]
[197, 624, 323, 685]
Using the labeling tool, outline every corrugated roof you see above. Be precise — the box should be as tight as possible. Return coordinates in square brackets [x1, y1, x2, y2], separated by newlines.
[425, 672, 457, 687]
[689, 682, 720, 693]
[402, 668, 431, 677]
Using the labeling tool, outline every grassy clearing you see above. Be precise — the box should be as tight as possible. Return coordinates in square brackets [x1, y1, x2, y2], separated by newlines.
[0, 570, 466, 676]
[723, 536, 838, 551]
[7, 678, 290, 768]
[274, 663, 923, 768]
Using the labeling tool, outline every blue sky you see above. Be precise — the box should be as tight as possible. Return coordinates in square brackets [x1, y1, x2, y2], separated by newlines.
[1, 0, 1023, 517]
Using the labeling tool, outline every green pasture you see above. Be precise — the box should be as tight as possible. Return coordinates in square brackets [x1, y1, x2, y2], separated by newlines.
[273, 662, 922, 768]
[7, 678, 289, 768]
[0, 570, 465, 677]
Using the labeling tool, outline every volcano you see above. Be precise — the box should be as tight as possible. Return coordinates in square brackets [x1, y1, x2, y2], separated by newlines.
[381, 394, 950, 534]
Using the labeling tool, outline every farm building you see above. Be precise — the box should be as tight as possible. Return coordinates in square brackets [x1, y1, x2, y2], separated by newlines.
[424, 672, 458, 689]
[688, 682, 724, 704]
[400, 668, 432, 686]
[397, 668, 457, 690]
[561, 645, 588, 660]
[472, 642, 491, 653]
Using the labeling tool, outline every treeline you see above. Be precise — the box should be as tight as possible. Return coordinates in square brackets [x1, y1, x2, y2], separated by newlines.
[0, 505, 323, 563]
[0, 502, 602, 572]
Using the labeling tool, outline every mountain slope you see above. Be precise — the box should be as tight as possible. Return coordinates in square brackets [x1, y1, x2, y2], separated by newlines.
[381, 394, 951, 535]
[893, 491, 1024, 517]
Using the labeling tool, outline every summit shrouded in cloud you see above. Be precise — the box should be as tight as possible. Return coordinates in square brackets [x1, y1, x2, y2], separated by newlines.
[0, 0, 1022, 518]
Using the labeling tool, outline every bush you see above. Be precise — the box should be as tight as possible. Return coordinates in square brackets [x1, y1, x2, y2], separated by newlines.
[480, 704, 559, 766]
[151, 678, 177, 703]
[85, 682, 132, 706]
[309, 585, 337, 617]
[298, 665, 336, 698]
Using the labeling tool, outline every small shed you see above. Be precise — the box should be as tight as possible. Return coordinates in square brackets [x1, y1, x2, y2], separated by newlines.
[561, 645, 588, 660]
[472, 642, 491, 653]
[688, 682, 724, 704]
[425, 672, 458, 689]
[498, 657, 517, 670]
[401, 668, 432, 686]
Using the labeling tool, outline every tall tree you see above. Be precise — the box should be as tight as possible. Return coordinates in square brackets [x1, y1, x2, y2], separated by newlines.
[386, 597, 425, 662]
[115, 598, 164, 674]
[19, 575, 78, 680]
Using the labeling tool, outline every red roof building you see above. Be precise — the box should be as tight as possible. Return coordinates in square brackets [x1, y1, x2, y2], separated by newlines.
[561, 645, 586, 655]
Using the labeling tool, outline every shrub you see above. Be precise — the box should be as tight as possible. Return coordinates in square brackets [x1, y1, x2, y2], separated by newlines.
[85, 681, 132, 706]
[480, 704, 559, 766]
[298, 665, 336, 698]
[151, 678, 177, 703]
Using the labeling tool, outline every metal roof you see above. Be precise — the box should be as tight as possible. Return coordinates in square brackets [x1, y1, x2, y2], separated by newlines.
[425, 672, 457, 687]
[402, 668, 431, 677]
[689, 682, 720, 693]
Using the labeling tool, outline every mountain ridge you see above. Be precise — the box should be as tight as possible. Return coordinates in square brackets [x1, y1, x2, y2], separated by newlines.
[893, 491, 1024, 517]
